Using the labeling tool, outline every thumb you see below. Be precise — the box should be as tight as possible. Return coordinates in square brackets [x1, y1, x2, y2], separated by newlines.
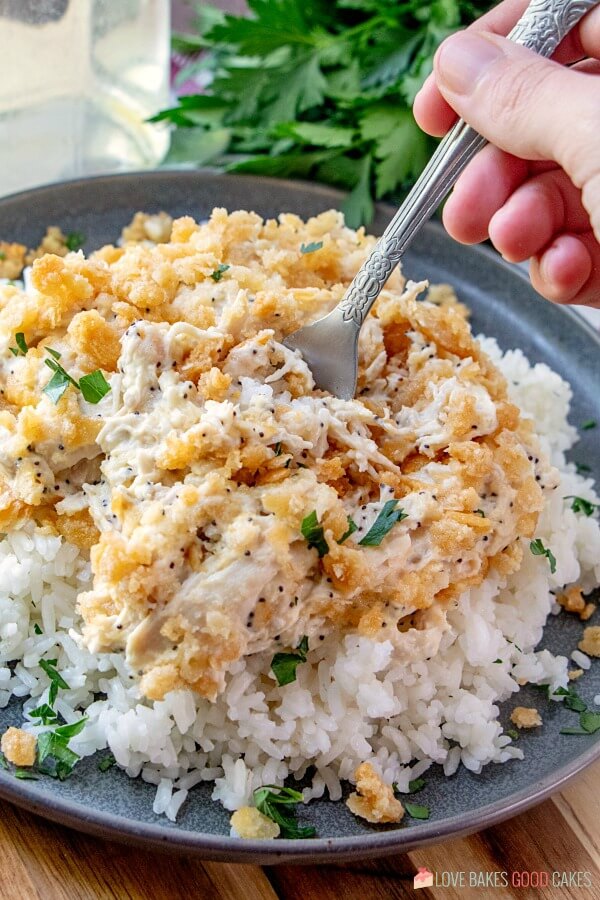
[433, 30, 599, 189]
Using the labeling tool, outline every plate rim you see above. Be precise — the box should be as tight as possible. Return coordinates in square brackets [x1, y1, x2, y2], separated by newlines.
[1, 169, 599, 863]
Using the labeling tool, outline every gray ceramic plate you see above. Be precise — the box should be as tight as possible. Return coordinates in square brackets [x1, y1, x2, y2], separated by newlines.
[0, 171, 599, 863]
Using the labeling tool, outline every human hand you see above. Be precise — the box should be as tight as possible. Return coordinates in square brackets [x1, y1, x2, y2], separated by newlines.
[413, 0, 600, 307]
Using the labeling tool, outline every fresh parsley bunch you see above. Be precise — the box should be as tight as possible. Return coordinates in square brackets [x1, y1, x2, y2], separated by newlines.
[155, 0, 492, 225]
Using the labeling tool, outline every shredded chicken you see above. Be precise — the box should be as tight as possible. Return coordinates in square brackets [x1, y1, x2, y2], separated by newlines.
[510, 706, 542, 729]
[346, 761, 404, 824]
[1, 726, 36, 766]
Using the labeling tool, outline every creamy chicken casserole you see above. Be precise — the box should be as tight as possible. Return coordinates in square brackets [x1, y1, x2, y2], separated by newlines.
[0, 209, 556, 703]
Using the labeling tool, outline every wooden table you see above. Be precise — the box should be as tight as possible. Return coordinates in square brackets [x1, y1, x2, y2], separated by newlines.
[1, 759, 598, 900]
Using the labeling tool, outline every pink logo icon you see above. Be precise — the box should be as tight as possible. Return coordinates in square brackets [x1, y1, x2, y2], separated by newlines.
[414, 867, 434, 889]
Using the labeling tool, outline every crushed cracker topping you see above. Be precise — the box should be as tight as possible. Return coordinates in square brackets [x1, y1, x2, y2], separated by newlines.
[510, 706, 542, 729]
[346, 761, 404, 824]
[0, 726, 36, 766]
[579, 626, 600, 658]
[230, 806, 280, 839]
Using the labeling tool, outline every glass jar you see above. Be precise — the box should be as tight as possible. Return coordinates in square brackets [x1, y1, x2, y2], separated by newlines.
[0, 0, 171, 196]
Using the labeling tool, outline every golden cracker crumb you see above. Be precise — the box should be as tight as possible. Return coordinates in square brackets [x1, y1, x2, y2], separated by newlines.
[510, 706, 542, 729]
[346, 762, 404, 824]
[230, 806, 280, 839]
[1, 726, 36, 766]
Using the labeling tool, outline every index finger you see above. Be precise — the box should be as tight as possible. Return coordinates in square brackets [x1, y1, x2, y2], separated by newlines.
[412, 0, 600, 137]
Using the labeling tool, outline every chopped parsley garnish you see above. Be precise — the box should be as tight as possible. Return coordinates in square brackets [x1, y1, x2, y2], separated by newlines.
[38, 657, 69, 706]
[42, 354, 79, 404]
[564, 495, 599, 517]
[29, 703, 59, 726]
[506, 729, 519, 741]
[65, 231, 85, 251]
[560, 711, 600, 736]
[79, 369, 111, 403]
[98, 754, 116, 773]
[301, 510, 329, 558]
[271, 636, 309, 686]
[37, 731, 80, 780]
[53, 716, 88, 739]
[551, 686, 586, 712]
[274, 441, 283, 456]
[358, 500, 407, 547]
[0, 752, 7, 769]
[33, 717, 87, 781]
[529, 539, 556, 574]
[210, 263, 230, 282]
[14, 769, 39, 780]
[581, 419, 597, 431]
[40, 345, 110, 406]
[0, 251, 5, 260]
[338, 516, 357, 544]
[404, 801, 430, 820]
[300, 241, 323, 254]
[33, 623, 43, 635]
[575, 462, 591, 474]
[9, 332, 28, 356]
[474, 508, 485, 517]
[253, 784, 316, 839]
[407, 777, 426, 793]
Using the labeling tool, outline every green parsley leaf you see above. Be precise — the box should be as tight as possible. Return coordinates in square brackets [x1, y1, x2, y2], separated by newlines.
[65, 231, 85, 252]
[29, 703, 59, 726]
[404, 801, 430, 820]
[42, 368, 71, 404]
[359, 500, 407, 547]
[407, 777, 426, 793]
[0, 752, 7, 769]
[301, 510, 329, 558]
[15, 333, 28, 354]
[271, 636, 309, 687]
[582, 420, 597, 430]
[79, 370, 111, 404]
[575, 462, 591, 475]
[474, 508, 485, 517]
[14, 769, 39, 780]
[506, 729, 519, 741]
[300, 241, 324, 254]
[0, 250, 5, 260]
[560, 726, 590, 735]
[54, 716, 88, 739]
[37, 731, 80, 780]
[338, 516, 358, 545]
[564, 495, 599, 517]
[529, 539, 557, 574]
[33, 623, 42, 635]
[580, 711, 600, 734]
[38, 658, 69, 693]
[552, 686, 587, 713]
[274, 441, 283, 456]
[42, 354, 78, 404]
[254, 784, 316, 839]
[98, 754, 116, 773]
[210, 263, 230, 282]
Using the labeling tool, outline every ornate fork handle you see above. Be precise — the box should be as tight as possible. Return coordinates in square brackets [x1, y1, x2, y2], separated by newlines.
[338, 0, 599, 328]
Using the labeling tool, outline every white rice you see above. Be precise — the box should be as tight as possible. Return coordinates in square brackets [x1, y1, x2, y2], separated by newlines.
[1, 339, 599, 820]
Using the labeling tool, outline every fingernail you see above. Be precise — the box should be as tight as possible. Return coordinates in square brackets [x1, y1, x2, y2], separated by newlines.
[436, 32, 504, 95]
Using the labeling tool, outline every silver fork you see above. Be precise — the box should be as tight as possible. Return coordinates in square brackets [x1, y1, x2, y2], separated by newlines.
[284, 0, 599, 399]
